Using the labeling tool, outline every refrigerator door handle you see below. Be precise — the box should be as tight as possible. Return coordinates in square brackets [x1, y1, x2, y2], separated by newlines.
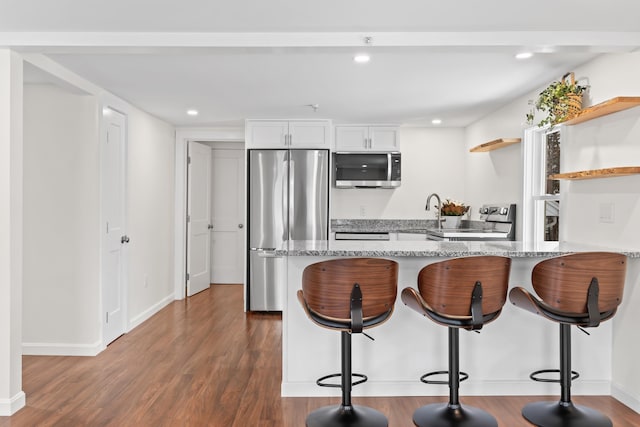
[282, 154, 289, 242]
[288, 156, 295, 241]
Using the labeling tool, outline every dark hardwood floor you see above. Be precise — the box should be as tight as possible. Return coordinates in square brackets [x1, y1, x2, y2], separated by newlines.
[2, 284, 639, 426]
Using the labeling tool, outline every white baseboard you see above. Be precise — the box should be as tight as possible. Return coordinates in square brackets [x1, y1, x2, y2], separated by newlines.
[22, 341, 103, 356]
[21, 294, 174, 357]
[127, 293, 174, 331]
[0, 391, 26, 416]
[612, 383, 640, 414]
[282, 380, 611, 398]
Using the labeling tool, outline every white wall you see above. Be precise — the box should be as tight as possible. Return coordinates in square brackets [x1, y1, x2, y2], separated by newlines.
[464, 96, 527, 230]
[22, 84, 101, 353]
[558, 53, 640, 250]
[331, 127, 466, 219]
[126, 108, 176, 329]
[19, 54, 177, 357]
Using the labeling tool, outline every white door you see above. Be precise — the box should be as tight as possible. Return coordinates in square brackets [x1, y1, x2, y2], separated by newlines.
[187, 141, 212, 296]
[102, 108, 127, 345]
[210, 149, 245, 284]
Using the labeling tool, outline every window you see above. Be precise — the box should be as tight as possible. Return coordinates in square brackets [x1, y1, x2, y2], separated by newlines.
[522, 127, 562, 244]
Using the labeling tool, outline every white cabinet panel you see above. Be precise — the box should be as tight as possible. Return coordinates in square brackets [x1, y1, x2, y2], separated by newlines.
[335, 126, 369, 151]
[335, 125, 399, 152]
[369, 126, 400, 151]
[246, 120, 331, 148]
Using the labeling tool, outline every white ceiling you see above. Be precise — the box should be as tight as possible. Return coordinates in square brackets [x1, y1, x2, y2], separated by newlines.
[4, 0, 640, 127]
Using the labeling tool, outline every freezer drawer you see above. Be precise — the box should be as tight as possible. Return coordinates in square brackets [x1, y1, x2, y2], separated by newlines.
[249, 250, 284, 311]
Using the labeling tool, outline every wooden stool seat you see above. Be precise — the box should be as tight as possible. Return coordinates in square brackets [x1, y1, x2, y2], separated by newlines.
[509, 252, 627, 427]
[298, 258, 398, 427]
[402, 256, 512, 427]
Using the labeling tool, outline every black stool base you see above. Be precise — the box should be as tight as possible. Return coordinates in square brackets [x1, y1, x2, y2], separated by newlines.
[306, 404, 388, 427]
[522, 401, 612, 427]
[412, 403, 498, 427]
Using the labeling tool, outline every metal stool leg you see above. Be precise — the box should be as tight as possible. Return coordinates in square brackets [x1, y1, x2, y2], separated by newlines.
[412, 328, 498, 427]
[521, 324, 612, 427]
[306, 331, 387, 427]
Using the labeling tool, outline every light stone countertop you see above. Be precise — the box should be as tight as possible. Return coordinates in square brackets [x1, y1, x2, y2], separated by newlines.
[276, 239, 640, 258]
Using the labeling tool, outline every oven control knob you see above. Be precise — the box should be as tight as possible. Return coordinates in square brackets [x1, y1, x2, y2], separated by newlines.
[499, 207, 508, 215]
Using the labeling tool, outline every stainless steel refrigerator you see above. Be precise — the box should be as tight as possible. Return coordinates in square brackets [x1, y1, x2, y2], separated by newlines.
[248, 149, 328, 311]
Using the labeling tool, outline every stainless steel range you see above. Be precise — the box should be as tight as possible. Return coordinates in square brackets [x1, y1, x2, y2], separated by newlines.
[426, 203, 516, 241]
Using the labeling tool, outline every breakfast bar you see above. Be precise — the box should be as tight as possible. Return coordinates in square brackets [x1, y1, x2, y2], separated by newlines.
[279, 240, 640, 410]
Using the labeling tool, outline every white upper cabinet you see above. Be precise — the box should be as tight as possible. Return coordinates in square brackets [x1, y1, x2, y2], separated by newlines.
[245, 120, 331, 149]
[335, 125, 400, 152]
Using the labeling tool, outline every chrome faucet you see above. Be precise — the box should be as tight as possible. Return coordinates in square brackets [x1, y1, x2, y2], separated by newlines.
[425, 193, 442, 230]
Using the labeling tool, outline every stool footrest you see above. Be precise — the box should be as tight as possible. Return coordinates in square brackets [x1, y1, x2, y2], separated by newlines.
[316, 372, 368, 388]
[420, 370, 469, 385]
[530, 368, 579, 383]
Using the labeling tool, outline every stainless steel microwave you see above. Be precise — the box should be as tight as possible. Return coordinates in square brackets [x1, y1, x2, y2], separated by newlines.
[333, 152, 401, 188]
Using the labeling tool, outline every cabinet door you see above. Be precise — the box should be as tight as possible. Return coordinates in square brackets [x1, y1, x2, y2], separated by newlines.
[245, 121, 289, 148]
[369, 126, 400, 151]
[335, 126, 368, 151]
[288, 121, 330, 148]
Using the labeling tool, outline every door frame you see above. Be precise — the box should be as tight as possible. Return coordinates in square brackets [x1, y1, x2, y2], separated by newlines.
[174, 128, 244, 300]
[100, 106, 128, 347]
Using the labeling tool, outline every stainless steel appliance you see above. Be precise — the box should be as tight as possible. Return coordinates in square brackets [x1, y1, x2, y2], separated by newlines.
[248, 149, 329, 311]
[334, 152, 401, 188]
[426, 203, 516, 241]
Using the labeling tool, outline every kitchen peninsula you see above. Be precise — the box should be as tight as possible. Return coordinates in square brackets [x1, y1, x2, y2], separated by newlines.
[280, 240, 640, 411]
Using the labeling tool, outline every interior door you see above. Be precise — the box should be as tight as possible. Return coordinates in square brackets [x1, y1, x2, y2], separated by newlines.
[187, 141, 212, 296]
[210, 148, 245, 283]
[102, 108, 127, 345]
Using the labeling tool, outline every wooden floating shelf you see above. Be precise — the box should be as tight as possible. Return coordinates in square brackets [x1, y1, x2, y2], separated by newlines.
[470, 138, 521, 153]
[562, 96, 640, 125]
[549, 166, 640, 180]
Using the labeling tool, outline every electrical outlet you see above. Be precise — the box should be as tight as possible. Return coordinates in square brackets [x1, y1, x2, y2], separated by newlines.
[599, 202, 615, 223]
[144, 274, 149, 288]
[359, 205, 366, 218]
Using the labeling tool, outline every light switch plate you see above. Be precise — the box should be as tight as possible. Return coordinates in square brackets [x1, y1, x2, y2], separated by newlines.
[599, 202, 615, 223]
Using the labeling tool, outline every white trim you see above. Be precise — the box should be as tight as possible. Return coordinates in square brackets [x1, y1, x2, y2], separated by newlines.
[4, 31, 640, 49]
[612, 383, 640, 414]
[22, 341, 104, 357]
[173, 128, 244, 301]
[0, 391, 26, 416]
[127, 294, 175, 331]
[282, 380, 612, 398]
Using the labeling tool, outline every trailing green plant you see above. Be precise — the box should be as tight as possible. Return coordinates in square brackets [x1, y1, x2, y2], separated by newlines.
[526, 74, 588, 127]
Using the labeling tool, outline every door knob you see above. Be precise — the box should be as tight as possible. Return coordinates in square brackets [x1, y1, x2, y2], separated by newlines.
[121, 235, 130, 244]
[238, 224, 244, 229]
[208, 224, 213, 230]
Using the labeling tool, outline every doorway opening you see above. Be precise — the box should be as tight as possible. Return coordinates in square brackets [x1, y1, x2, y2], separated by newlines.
[181, 138, 246, 299]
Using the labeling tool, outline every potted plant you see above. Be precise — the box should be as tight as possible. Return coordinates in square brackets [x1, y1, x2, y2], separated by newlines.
[440, 199, 469, 228]
[526, 72, 588, 128]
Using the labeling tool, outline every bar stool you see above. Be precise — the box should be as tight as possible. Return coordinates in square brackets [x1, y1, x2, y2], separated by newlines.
[401, 256, 512, 427]
[297, 258, 398, 427]
[509, 252, 627, 427]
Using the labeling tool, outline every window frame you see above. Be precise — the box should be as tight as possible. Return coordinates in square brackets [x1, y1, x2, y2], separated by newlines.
[522, 126, 562, 245]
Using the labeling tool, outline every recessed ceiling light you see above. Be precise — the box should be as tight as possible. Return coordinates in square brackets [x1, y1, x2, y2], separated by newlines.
[354, 54, 370, 63]
[515, 52, 534, 60]
[432, 119, 442, 125]
[187, 109, 199, 116]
